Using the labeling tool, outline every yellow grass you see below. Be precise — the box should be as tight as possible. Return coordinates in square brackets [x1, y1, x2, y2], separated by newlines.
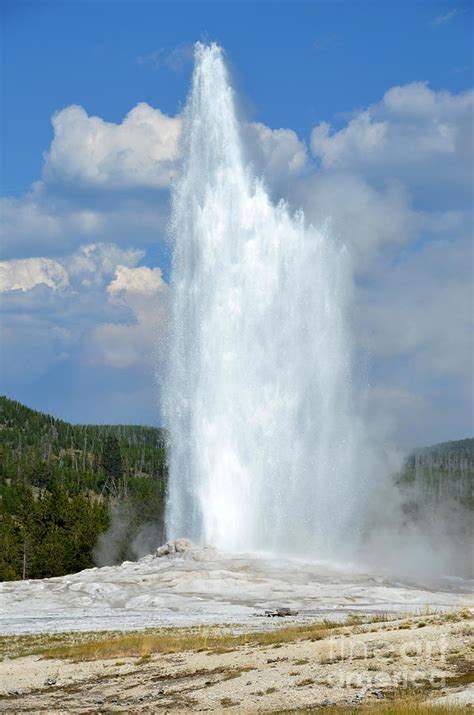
[3, 608, 469, 663]
[40, 611, 423, 661]
[43, 621, 342, 660]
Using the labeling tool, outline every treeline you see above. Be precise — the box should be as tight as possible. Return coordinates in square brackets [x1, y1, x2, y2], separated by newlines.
[0, 396, 167, 581]
[398, 437, 474, 509]
[1, 395, 472, 582]
[1, 484, 108, 581]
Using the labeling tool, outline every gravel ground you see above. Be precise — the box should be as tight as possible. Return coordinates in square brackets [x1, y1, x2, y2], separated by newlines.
[0, 612, 472, 713]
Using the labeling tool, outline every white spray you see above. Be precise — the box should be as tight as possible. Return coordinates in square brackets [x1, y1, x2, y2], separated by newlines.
[165, 43, 367, 559]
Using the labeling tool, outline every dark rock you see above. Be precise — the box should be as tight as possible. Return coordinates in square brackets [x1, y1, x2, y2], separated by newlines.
[264, 607, 299, 617]
[44, 678, 56, 686]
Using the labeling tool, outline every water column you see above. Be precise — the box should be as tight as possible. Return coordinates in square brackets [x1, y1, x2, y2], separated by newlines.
[165, 43, 365, 559]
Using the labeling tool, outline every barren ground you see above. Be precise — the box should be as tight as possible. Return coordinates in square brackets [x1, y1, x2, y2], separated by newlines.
[0, 611, 472, 713]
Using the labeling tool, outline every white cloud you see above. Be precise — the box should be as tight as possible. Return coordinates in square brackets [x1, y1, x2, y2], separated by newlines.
[294, 174, 419, 269]
[0, 186, 169, 259]
[91, 265, 168, 369]
[0, 190, 109, 258]
[0, 243, 143, 294]
[1, 101, 311, 259]
[357, 236, 472, 378]
[311, 113, 387, 168]
[303, 81, 473, 446]
[42, 101, 307, 194]
[0, 245, 168, 381]
[44, 103, 181, 189]
[107, 265, 166, 296]
[0, 195, 62, 245]
[301, 81, 473, 272]
[67, 244, 144, 288]
[1, 82, 472, 445]
[0, 257, 69, 292]
[431, 7, 466, 26]
[356, 235, 473, 446]
[310, 83, 473, 191]
[246, 122, 307, 181]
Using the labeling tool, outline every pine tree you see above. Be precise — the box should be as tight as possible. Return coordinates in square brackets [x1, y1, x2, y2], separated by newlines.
[100, 435, 124, 497]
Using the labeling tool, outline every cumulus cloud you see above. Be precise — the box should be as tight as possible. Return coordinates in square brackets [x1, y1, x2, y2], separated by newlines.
[67, 244, 144, 288]
[91, 265, 168, 369]
[42, 101, 307, 195]
[0, 186, 169, 259]
[0, 80, 472, 445]
[311, 82, 473, 169]
[299, 82, 473, 268]
[0, 257, 69, 292]
[0, 243, 143, 293]
[302, 82, 473, 446]
[0, 244, 168, 386]
[310, 83, 473, 203]
[107, 265, 166, 296]
[312, 113, 386, 168]
[0, 99, 311, 260]
[0, 192, 105, 258]
[44, 103, 181, 190]
[245, 122, 308, 182]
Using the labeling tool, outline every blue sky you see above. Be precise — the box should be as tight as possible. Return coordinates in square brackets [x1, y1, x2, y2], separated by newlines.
[3, 0, 472, 195]
[0, 0, 473, 447]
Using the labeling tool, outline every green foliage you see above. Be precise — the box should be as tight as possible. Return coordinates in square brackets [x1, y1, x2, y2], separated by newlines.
[398, 438, 474, 508]
[0, 395, 166, 495]
[0, 396, 168, 581]
[101, 434, 124, 493]
[1, 394, 470, 582]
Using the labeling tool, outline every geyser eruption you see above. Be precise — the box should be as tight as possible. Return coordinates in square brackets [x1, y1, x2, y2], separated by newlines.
[165, 43, 366, 558]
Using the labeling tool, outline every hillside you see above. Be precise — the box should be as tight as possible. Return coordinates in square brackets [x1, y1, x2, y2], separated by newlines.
[399, 437, 474, 508]
[0, 396, 167, 581]
[0, 396, 472, 582]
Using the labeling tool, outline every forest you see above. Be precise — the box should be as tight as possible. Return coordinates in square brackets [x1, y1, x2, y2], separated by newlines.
[398, 437, 474, 508]
[0, 395, 472, 581]
[0, 396, 167, 581]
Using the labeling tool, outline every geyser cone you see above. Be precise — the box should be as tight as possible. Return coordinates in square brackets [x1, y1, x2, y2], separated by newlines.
[165, 42, 366, 558]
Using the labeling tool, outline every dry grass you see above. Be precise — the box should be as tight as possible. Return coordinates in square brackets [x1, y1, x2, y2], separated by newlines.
[220, 696, 239, 707]
[296, 677, 315, 687]
[41, 621, 343, 661]
[4, 608, 470, 664]
[276, 703, 471, 714]
[0, 631, 117, 661]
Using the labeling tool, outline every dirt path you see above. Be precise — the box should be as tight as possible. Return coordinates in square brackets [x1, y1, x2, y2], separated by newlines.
[0, 613, 472, 712]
